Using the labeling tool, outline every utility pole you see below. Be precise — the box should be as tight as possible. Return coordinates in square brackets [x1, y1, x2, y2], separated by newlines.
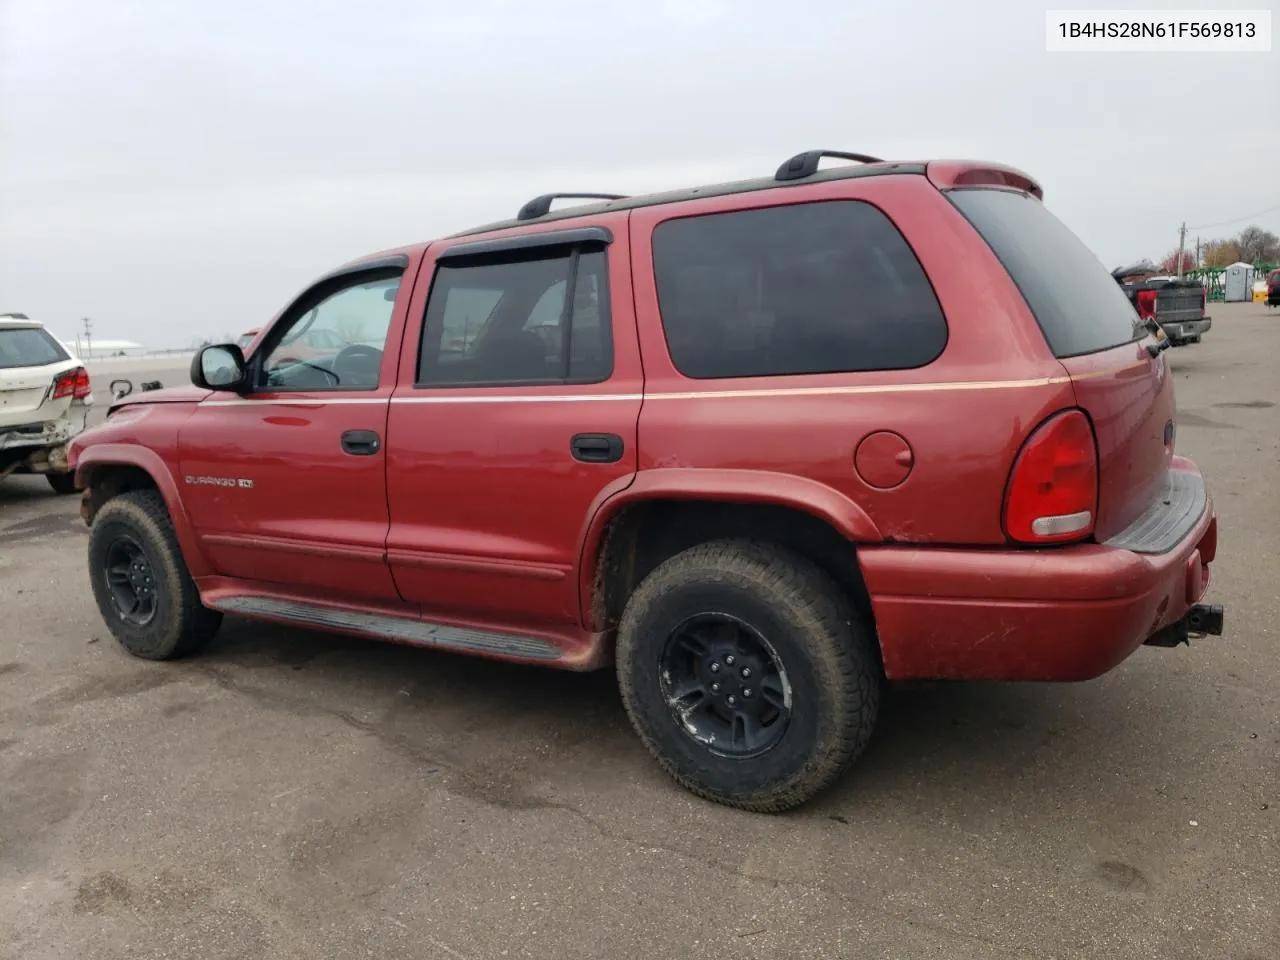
[1194, 236, 1201, 270]
[82, 317, 93, 360]
[1176, 222, 1187, 277]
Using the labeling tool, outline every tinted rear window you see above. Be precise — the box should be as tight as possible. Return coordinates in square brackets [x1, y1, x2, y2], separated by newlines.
[0, 327, 70, 369]
[948, 189, 1142, 358]
[417, 248, 612, 385]
[651, 200, 948, 379]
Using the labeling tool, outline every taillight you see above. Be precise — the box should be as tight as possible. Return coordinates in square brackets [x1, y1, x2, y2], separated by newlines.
[1135, 289, 1158, 319]
[52, 367, 91, 401]
[1003, 409, 1098, 545]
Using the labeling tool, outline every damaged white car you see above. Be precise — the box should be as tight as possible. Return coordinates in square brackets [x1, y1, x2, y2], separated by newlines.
[0, 313, 93, 493]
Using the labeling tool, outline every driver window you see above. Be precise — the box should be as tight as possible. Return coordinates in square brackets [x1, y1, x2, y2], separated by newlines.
[260, 274, 401, 391]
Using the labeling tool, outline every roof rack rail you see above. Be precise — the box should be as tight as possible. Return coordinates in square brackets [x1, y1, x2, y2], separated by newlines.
[517, 193, 629, 222]
[774, 150, 885, 182]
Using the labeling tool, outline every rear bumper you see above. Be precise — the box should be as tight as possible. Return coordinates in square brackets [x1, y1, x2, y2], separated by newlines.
[1161, 317, 1211, 340]
[860, 463, 1220, 682]
[0, 415, 84, 474]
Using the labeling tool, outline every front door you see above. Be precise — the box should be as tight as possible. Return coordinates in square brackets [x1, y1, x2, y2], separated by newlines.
[178, 257, 416, 603]
[385, 215, 643, 631]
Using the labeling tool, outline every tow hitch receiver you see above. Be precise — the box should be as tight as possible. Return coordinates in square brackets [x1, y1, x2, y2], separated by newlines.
[1187, 603, 1224, 637]
[1144, 604, 1226, 648]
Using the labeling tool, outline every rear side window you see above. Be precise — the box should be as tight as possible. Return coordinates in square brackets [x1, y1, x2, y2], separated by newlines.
[0, 327, 70, 369]
[418, 248, 612, 386]
[651, 200, 947, 380]
[949, 189, 1143, 358]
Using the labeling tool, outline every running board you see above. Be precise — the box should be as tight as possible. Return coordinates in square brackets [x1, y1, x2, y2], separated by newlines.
[209, 596, 565, 662]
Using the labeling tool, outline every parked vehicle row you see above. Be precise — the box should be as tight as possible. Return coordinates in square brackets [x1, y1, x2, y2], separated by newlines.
[67, 150, 1225, 812]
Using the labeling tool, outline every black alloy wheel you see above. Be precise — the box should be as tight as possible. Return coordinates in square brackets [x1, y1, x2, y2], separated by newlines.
[615, 539, 882, 813]
[103, 535, 160, 626]
[659, 613, 791, 759]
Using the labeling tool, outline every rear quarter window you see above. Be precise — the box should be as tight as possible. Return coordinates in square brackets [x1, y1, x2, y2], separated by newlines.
[651, 200, 948, 379]
[948, 188, 1143, 359]
[0, 326, 70, 369]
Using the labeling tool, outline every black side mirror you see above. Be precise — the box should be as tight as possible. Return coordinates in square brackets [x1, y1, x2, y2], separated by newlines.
[191, 344, 248, 391]
[109, 378, 134, 400]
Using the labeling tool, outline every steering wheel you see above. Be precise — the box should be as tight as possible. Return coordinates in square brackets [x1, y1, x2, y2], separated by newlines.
[333, 343, 383, 383]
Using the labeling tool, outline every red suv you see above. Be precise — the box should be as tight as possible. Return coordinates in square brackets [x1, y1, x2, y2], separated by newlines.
[69, 150, 1225, 812]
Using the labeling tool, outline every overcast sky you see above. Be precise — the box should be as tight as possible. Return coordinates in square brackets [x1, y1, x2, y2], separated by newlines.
[1, 0, 1276, 346]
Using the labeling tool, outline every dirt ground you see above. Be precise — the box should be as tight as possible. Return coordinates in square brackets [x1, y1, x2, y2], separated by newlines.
[1, 301, 1277, 960]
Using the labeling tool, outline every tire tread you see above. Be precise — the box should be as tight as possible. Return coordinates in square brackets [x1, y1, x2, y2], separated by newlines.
[88, 490, 221, 659]
[616, 538, 880, 813]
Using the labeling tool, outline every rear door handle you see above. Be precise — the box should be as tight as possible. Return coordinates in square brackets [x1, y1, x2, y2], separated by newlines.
[571, 433, 624, 464]
[341, 429, 381, 456]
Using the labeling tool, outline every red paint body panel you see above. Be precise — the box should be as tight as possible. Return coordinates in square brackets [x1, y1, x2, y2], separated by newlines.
[177, 394, 400, 601]
[73, 408, 213, 579]
[385, 212, 643, 631]
[67, 159, 1223, 683]
[862, 479, 1216, 681]
[1057, 342, 1176, 541]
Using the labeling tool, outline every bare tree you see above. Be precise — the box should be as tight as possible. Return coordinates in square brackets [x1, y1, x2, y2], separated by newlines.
[1235, 226, 1280, 265]
[1201, 239, 1242, 269]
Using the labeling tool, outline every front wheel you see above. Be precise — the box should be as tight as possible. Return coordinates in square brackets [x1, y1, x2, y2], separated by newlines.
[87, 490, 222, 660]
[615, 539, 881, 813]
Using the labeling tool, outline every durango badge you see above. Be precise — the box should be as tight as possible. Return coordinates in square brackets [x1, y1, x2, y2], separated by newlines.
[184, 475, 253, 489]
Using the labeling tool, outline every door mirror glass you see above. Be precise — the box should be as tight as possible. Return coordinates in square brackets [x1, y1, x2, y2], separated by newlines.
[109, 378, 134, 399]
[191, 344, 247, 390]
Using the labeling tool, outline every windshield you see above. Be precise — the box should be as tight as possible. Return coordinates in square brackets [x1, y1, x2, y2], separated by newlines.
[0, 326, 71, 369]
[949, 188, 1144, 359]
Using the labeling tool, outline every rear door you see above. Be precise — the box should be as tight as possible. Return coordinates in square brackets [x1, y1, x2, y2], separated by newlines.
[948, 188, 1173, 539]
[384, 215, 642, 631]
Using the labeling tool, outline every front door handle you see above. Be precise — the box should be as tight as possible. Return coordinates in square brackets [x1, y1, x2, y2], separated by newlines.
[571, 433, 624, 464]
[341, 429, 381, 456]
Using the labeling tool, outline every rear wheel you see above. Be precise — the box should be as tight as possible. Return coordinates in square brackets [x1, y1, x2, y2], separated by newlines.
[87, 490, 222, 660]
[46, 471, 78, 495]
[615, 539, 881, 813]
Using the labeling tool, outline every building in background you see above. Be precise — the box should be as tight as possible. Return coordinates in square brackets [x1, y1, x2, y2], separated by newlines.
[64, 336, 147, 359]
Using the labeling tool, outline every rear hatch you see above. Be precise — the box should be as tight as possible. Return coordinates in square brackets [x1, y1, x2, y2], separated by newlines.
[0, 324, 77, 426]
[1152, 280, 1206, 324]
[948, 188, 1176, 542]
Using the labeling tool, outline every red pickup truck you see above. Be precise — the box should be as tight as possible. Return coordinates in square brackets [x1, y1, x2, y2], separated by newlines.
[69, 150, 1225, 812]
